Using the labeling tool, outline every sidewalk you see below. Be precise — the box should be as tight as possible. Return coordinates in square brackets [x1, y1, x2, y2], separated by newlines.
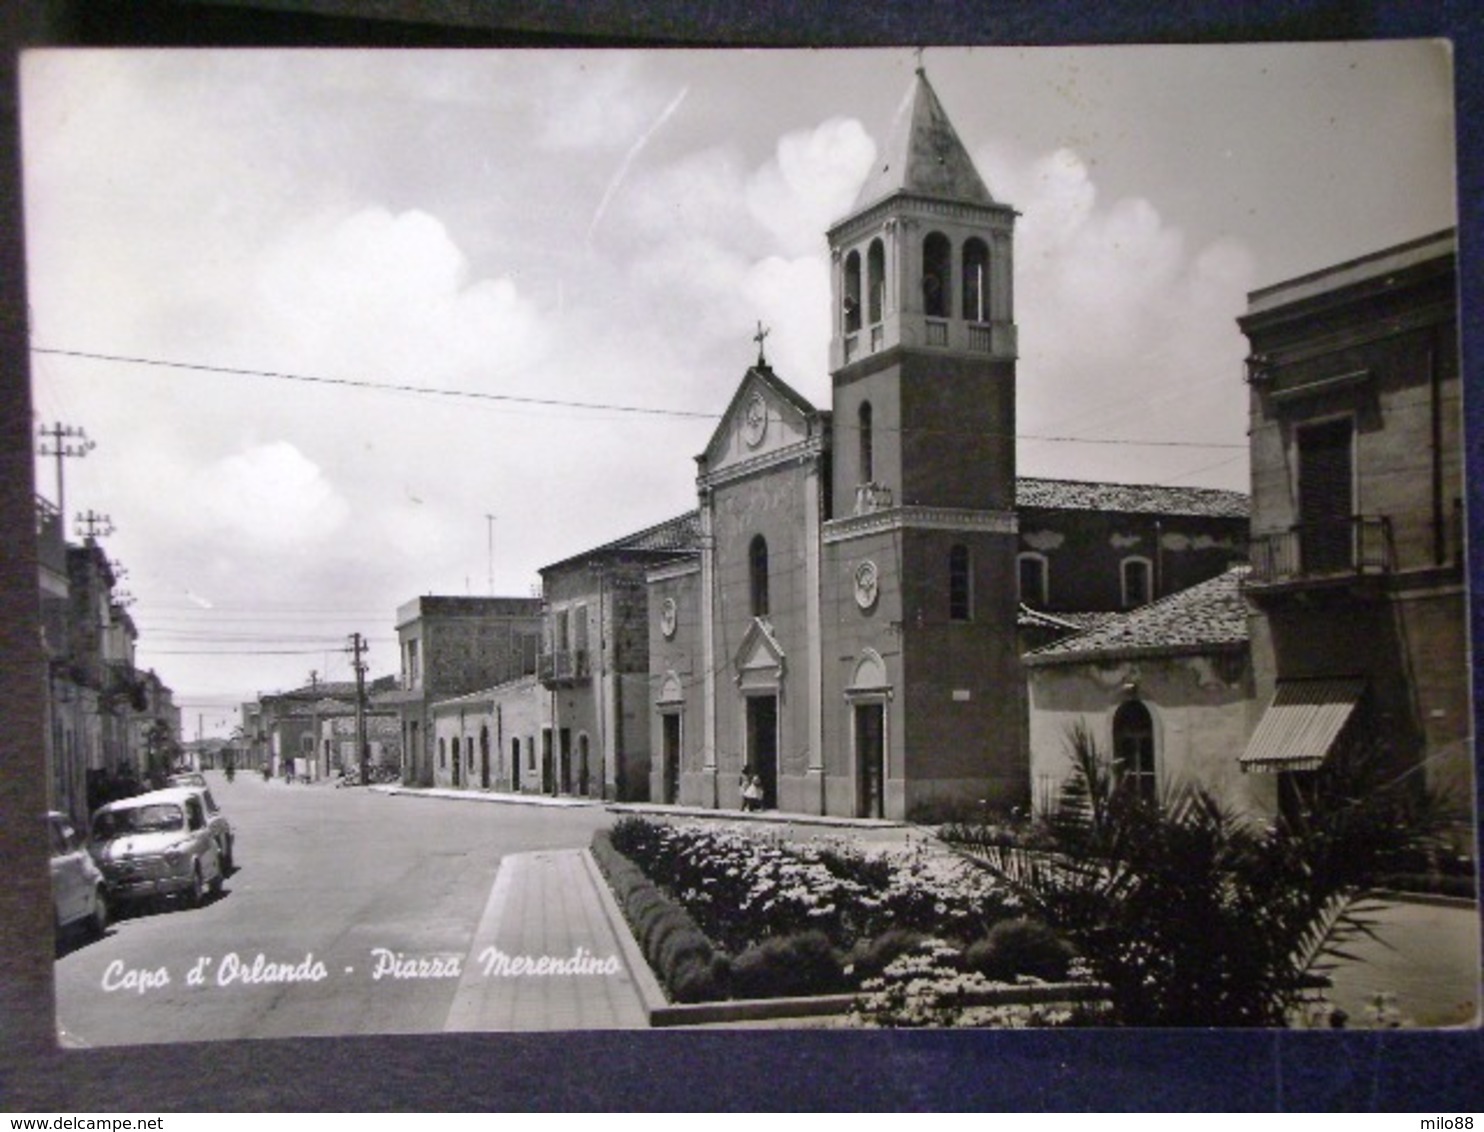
[442, 848, 655, 1031]
[373, 781, 920, 837]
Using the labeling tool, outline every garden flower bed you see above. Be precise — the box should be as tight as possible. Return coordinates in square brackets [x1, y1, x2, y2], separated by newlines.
[593, 816, 1101, 1023]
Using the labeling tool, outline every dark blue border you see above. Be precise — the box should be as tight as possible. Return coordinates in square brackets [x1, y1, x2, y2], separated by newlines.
[1, 0, 1480, 1112]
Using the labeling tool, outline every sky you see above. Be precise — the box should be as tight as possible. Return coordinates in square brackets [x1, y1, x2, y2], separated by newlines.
[18, 45, 1457, 735]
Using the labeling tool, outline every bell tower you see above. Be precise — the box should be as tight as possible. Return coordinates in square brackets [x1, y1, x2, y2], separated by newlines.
[827, 65, 1018, 518]
[820, 65, 1028, 819]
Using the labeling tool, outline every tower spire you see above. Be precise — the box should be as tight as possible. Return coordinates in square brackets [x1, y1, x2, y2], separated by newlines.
[850, 65, 995, 213]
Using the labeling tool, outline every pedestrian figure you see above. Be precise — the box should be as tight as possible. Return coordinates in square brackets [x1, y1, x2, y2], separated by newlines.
[740, 765, 764, 812]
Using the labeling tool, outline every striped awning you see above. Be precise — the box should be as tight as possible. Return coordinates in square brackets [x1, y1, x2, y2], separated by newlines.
[1239, 678, 1366, 773]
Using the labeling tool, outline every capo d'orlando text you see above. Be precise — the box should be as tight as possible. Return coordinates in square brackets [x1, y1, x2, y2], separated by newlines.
[99, 946, 622, 994]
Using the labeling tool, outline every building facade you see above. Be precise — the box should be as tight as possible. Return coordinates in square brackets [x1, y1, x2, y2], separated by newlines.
[1238, 229, 1471, 819]
[387, 596, 543, 786]
[1025, 567, 1265, 818]
[38, 509, 180, 823]
[537, 513, 702, 801]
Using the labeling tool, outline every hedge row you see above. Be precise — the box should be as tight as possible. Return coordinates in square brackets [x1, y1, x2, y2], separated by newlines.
[591, 830, 724, 1002]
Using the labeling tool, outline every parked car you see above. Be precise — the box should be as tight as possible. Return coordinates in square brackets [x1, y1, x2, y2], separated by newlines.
[90, 788, 227, 908]
[166, 771, 207, 788]
[48, 811, 109, 940]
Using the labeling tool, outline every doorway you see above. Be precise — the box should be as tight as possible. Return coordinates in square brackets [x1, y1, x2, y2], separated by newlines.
[662, 712, 681, 804]
[745, 695, 779, 810]
[855, 702, 885, 819]
[1298, 418, 1354, 574]
[480, 727, 490, 789]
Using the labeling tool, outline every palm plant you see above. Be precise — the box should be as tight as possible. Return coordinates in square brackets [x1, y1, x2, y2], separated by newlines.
[977, 722, 1431, 1027]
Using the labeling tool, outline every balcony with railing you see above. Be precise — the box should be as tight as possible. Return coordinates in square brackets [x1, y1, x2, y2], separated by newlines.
[1246, 516, 1394, 591]
[538, 648, 590, 686]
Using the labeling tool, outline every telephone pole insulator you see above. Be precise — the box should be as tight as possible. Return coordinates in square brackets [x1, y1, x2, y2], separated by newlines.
[38, 422, 96, 520]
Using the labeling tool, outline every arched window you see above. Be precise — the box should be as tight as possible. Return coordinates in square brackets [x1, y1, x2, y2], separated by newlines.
[1018, 553, 1049, 607]
[1113, 700, 1156, 804]
[962, 238, 990, 323]
[749, 535, 770, 618]
[858, 401, 874, 484]
[923, 232, 952, 318]
[949, 544, 973, 621]
[1121, 557, 1153, 608]
[867, 239, 886, 324]
[843, 250, 862, 332]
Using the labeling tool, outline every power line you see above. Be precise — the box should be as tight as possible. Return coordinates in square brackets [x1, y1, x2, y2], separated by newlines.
[31, 346, 721, 421]
[33, 345, 1247, 451]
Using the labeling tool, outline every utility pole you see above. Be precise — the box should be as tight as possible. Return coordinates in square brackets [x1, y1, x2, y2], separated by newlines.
[75, 509, 114, 542]
[36, 422, 95, 520]
[485, 513, 496, 596]
[348, 632, 368, 786]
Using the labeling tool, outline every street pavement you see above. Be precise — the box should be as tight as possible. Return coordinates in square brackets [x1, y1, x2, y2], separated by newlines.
[53, 770, 612, 1045]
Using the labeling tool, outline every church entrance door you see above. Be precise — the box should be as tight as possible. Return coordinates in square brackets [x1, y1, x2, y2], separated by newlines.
[746, 695, 779, 810]
[855, 703, 885, 819]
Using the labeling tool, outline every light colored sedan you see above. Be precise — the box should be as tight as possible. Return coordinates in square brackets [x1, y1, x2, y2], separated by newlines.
[90, 788, 226, 908]
[48, 811, 109, 940]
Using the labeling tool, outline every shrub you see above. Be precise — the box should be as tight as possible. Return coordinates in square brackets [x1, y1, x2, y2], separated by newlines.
[592, 829, 726, 1003]
[729, 930, 847, 999]
[844, 929, 928, 982]
[964, 918, 1075, 982]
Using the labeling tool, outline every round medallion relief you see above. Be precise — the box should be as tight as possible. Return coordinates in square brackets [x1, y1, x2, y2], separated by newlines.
[742, 392, 768, 448]
[854, 560, 879, 611]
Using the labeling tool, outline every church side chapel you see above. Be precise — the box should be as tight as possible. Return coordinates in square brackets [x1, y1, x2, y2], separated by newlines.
[643, 67, 1248, 821]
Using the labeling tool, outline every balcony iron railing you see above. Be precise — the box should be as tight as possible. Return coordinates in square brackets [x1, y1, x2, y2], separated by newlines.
[1247, 516, 1393, 587]
[538, 648, 590, 684]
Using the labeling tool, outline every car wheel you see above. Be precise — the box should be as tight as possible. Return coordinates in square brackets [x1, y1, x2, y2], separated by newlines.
[88, 887, 110, 938]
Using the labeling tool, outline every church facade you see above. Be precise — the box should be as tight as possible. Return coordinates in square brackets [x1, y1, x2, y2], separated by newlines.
[644, 70, 1247, 820]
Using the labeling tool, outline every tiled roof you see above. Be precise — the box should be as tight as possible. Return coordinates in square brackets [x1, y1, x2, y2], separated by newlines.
[610, 510, 703, 554]
[1016, 477, 1249, 519]
[276, 681, 358, 700]
[543, 511, 702, 575]
[1024, 566, 1250, 665]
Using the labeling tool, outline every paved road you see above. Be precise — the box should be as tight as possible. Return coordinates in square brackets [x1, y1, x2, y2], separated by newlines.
[54, 771, 611, 1046]
[1321, 898, 1480, 1029]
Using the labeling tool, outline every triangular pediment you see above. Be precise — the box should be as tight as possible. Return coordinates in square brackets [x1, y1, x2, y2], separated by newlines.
[734, 617, 786, 689]
[700, 366, 819, 478]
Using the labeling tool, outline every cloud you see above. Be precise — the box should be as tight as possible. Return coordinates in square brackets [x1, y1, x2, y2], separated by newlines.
[981, 145, 1256, 481]
[745, 118, 877, 256]
[740, 255, 831, 396]
[253, 207, 548, 388]
[192, 442, 350, 550]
